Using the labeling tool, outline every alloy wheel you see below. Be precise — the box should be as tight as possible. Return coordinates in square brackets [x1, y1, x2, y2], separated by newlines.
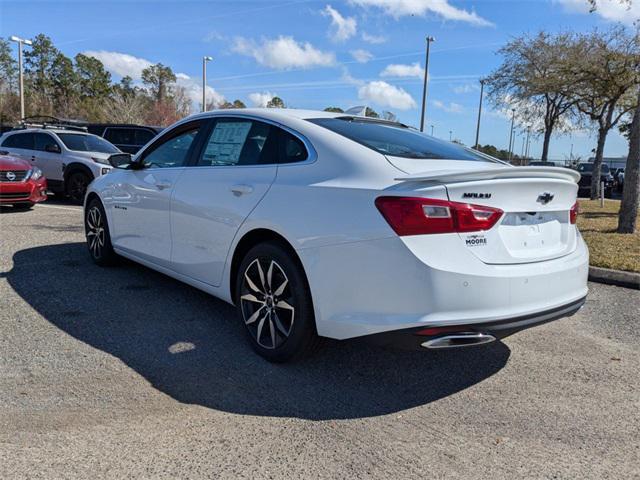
[240, 258, 295, 350]
[86, 206, 105, 259]
[69, 175, 88, 203]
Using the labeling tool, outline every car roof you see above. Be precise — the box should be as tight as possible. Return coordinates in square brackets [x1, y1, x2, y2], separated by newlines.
[187, 108, 344, 123]
[8, 127, 91, 135]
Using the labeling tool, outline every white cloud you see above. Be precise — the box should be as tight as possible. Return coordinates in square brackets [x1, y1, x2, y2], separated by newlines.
[83, 50, 152, 79]
[433, 100, 464, 113]
[323, 5, 357, 42]
[452, 83, 480, 94]
[176, 73, 225, 108]
[358, 81, 416, 110]
[350, 0, 493, 26]
[232, 36, 336, 70]
[362, 32, 387, 44]
[350, 49, 373, 63]
[556, 0, 640, 24]
[248, 91, 277, 107]
[380, 62, 425, 78]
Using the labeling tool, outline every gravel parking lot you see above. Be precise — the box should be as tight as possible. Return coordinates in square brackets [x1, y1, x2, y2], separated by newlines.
[0, 201, 638, 479]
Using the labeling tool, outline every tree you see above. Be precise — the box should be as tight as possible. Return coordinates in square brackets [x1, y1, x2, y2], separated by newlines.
[476, 144, 512, 161]
[23, 34, 59, 99]
[104, 87, 147, 124]
[0, 38, 19, 123]
[0, 38, 17, 92]
[324, 106, 344, 113]
[565, 27, 640, 199]
[49, 53, 77, 118]
[266, 96, 285, 108]
[618, 87, 640, 233]
[141, 63, 176, 103]
[486, 32, 577, 162]
[365, 107, 379, 118]
[217, 99, 246, 109]
[75, 53, 111, 99]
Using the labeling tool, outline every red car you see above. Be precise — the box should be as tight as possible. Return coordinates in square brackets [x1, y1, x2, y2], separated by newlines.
[0, 153, 48, 209]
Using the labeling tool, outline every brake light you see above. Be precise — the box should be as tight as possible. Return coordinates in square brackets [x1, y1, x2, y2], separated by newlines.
[570, 201, 579, 224]
[375, 196, 503, 236]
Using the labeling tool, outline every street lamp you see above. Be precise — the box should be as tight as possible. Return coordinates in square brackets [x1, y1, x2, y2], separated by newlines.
[449, 130, 453, 141]
[508, 108, 516, 162]
[10, 35, 33, 120]
[419, 36, 435, 132]
[202, 56, 213, 112]
[430, 124, 434, 136]
[474, 78, 485, 149]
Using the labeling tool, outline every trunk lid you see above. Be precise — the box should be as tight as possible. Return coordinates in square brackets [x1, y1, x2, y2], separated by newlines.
[393, 162, 580, 265]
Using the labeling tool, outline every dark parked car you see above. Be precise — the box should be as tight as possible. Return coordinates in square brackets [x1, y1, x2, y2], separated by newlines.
[528, 161, 557, 166]
[576, 163, 614, 198]
[86, 124, 163, 154]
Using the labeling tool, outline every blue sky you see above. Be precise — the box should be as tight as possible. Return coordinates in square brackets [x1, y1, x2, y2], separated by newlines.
[2, 0, 638, 159]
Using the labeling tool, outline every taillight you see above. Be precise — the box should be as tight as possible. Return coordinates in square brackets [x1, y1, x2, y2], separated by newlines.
[570, 201, 579, 224]
[375, 196, 503, 236]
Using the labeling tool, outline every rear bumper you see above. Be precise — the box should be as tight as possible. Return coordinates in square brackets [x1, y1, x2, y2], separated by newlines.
[298, 231, 589, 340]
[0, 177, 48, 204]
[363, 296, 586, 350]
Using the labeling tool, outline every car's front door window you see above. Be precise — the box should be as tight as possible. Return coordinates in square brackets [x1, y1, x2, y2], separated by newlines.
[141, 126, 201, 169]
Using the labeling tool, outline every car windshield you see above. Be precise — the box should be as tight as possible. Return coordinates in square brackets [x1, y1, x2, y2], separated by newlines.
[578, 164, 609, 173]
[308, 117, 497, 162]
[57, 133, 119, 154]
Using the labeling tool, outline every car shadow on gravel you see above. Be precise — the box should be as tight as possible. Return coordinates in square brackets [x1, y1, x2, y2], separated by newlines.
[6, 242, 511, 420]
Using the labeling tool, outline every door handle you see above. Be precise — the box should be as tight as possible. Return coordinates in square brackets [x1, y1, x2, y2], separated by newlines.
[230, 184, 254, 196]
[155, 181, 172, 190]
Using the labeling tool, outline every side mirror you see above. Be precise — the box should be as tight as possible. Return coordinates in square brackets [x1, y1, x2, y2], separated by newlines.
[108, 153, 134, 168]
[45, 143, 61, 154]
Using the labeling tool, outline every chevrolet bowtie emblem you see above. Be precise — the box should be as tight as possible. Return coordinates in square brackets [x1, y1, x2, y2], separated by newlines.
[537, 192, 554, 205]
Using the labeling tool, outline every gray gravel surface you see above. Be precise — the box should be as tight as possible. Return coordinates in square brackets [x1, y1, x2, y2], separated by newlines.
[0, 201, 638, 479]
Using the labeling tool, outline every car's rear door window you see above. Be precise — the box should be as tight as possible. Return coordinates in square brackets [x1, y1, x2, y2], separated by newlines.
[104, 128, 135, 146]
[196, 119, 278, 166]
[34, 133, 59, 151]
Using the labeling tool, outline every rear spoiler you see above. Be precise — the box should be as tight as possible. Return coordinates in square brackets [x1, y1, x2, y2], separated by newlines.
[395, 166, 580, 184]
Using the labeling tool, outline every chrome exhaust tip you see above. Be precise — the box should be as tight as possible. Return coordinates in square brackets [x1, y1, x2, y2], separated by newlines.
[421, 332, 496, 349]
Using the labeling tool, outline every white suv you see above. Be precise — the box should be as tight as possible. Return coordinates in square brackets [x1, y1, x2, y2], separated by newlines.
[0, 127, 120, 203]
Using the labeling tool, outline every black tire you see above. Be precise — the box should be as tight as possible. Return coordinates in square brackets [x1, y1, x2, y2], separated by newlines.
[13, 203, 34, 210]
[84, 198, 118, 266]
[67, 172, 91, 205]
[235, 242, 319, 362]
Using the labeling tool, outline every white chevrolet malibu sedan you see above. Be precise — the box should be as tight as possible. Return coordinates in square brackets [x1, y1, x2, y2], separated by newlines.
[84, 109, 588, 362]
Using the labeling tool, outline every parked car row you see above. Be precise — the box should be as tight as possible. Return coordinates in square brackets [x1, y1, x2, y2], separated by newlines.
[0, 119, 161, 204]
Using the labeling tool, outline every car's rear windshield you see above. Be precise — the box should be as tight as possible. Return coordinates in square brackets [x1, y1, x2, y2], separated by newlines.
[57, 133, 119, 154]
[308, 117, 497, 162]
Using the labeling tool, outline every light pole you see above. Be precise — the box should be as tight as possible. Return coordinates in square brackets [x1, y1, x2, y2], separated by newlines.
[430, 125, 434, 136]
[525, 126, 531, 159]
[10, 35, 33, 121]
[474, 78, 485, 148]
[508, 108, 516, 162]
[202, 56, 213, 112]
[419, 36, 435, 132]
[449, 130, 452, 141]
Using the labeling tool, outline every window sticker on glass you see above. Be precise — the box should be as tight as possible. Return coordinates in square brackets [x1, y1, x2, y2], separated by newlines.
[202, 121, 252, 166]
